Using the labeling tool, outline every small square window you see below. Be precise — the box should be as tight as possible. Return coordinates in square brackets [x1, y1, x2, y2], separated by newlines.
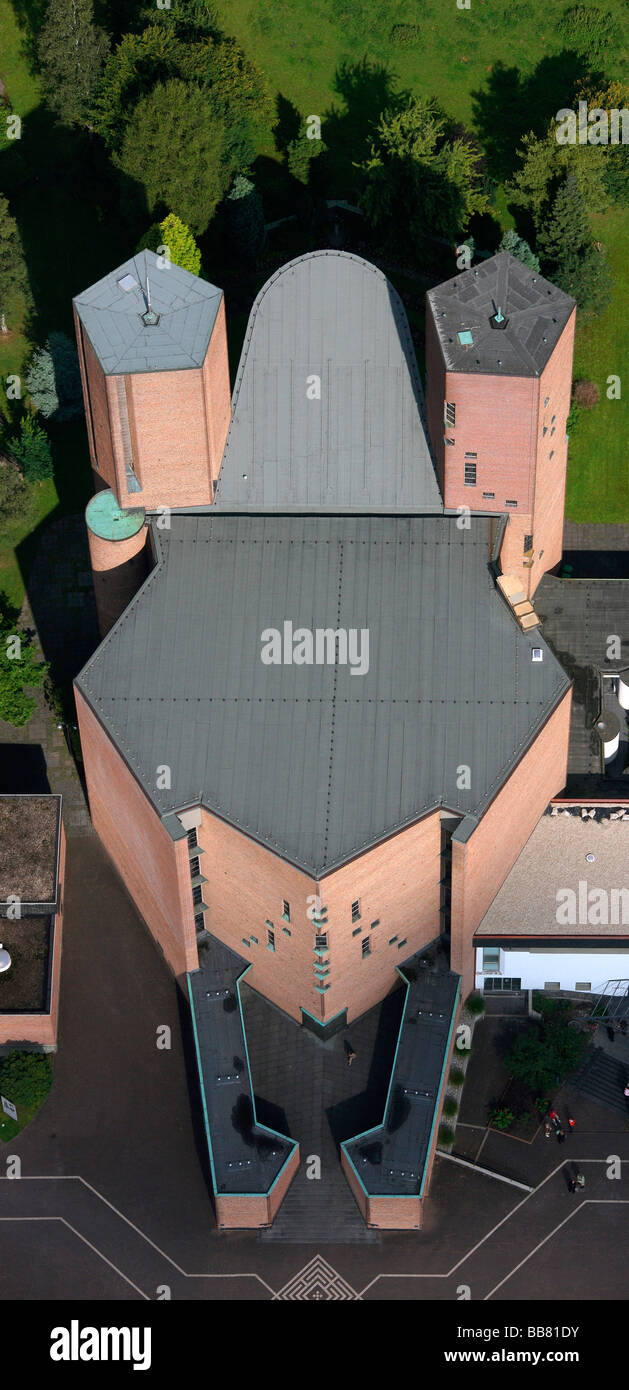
[282, 926, 291, 937]
[505, 499, 517, 507]
[351, 900, 361, 923]
[315, 933, 328, 949]
[482, 491, 495, 499]
[444, 437, 455, 447]
[241, 937, 251, 948]
[388, 935, 398, 945]
[397, 938, 407, 949]
[250, 935, 259, 945]
[575, 982, 591, 992]
[532, 648, 543, 662]
[352, 927, 362, 938]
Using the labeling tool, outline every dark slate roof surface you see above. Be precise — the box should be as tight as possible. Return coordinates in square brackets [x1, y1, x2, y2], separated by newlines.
[188, 936, 295, 1195]
[427, 252, 575, 377]
[73, 250, 222, 375]
[343, 965, 460, 1196]
[76, 513, 570, 876]
[213, 251, 443, 513]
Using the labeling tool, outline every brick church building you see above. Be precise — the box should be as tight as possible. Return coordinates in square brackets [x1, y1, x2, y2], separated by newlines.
[72, 248, 576, 1230]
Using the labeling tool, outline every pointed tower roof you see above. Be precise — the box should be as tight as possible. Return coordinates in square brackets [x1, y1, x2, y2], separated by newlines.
[73, 249, 223, 375]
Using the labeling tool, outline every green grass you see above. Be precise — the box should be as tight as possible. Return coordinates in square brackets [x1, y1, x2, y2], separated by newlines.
[213, 0, 628, 134]
[565, 207, 629, 522]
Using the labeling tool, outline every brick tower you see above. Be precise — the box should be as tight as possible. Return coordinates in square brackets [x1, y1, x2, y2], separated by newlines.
[74, 249, 231, 633]
[425, 252, 576, 597]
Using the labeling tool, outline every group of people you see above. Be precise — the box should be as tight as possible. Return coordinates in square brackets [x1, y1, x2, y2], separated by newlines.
[544, 1108, 575, 1143]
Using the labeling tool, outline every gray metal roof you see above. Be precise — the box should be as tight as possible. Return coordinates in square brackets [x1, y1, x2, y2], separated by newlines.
[188, 936, 296, 1195]
[73, 250, 223, 375]
[75, 513, 570, 877]
[427, 252, 576, 378]
[343, 964, 460, 1196]
[213, 251, 443, 513]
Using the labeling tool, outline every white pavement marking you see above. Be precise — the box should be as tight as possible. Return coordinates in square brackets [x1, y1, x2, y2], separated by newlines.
[0, 1216, 149, 1299]
[484, 1201, 629, 1301]
[437, 1150, 533, 1191]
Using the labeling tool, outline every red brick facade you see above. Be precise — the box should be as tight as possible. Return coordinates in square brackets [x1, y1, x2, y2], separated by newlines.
[74, 690, 198, 978]
[75, 297, 231, 513]
[450, 688, 572, 999]
[86, 521, 149, 639]
[215, 1143, 300, 1228]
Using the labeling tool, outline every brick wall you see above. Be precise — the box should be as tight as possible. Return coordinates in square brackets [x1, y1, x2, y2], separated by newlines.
[74, 313, 117, 492]
[439, 370, 537, 514]
[450, 689, 572, 997]
[86, 523, 149, 638]
[425, 303, 447, 493]
[368, 1194, 422, 1228]
[528, 309, 576, 595]
[198, 806, 443, 1026]
[74, 689, 198, 977]
[202, 297, 231, 483]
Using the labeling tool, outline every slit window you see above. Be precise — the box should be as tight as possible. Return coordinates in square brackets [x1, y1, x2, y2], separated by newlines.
[361, 937, 371, 958]
[482, 491, 495, 499]
[505, 499, 517, 507]
[464, 461, 477, 485]
[523, 534, 533, 554]
[267, 928, 275, 951]
[351, 900, 361, 923]
[192, 885, 203, 906]
[282, 900, 290, 922]
[187, 827, 198, 849]
[445, 402, 456, 427]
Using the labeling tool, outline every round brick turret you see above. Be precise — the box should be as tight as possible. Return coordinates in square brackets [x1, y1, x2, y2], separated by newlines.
[86, 490, 149, 638]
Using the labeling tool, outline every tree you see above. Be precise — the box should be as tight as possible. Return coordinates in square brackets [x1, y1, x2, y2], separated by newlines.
[8, 415, 54, 482]
[225, 176, 265, 261]
[0, 613, 48, 726]
[360, 97, 488, 248]
[0, 1050, 52, 1111]
[287, 129, 325, 185]
[38, 0, 109, 127]
[137, 213, 202, 275]
[506, 1010, 586, 1092]
[26, 333, 83, 420]
[0, 196, 32, 335]
[498, 228, 540, 271]
[118, 79, 230, 234]
[537, 173, 612, 314]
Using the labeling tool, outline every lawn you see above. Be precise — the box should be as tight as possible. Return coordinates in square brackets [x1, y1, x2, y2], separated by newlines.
[565, 207, 629, 523]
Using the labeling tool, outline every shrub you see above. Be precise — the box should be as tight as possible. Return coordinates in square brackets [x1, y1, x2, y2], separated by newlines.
[137, 213, 202, 276]
[490, 1106, 514, 1130]
[0, 455, 28, 524]
[438, 1123, 455, 1145]
[8, 415, 53, 482]
[465, 992, 486, 1015]
[390, 23, 422, 46]
[0, 1050, 52, 1113]
[506, 1014, 586, 1092]
[557, 5, 620, 62]
[0, 612, 48, 726]
[443, 1096, 458, 1118]
[573, 379, 599, 409]
[449, 1066, 465, 1087]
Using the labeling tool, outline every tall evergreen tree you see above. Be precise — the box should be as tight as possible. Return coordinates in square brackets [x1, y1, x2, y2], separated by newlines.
[119, 80, 229, 235]
[38, 0, 109, 127]
[0, 196, 31, 335]
[225, 176, 265, 261]
[537, 173, 612, 315]
[498, 228, 540, 272]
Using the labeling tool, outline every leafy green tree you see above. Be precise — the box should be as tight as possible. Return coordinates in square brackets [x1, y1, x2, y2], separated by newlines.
[360, 97, 488, 248]
[38, 0, 109, 127]
[0, 196, 32, 335]
[95, 20, 271, 158]
[537, 172, 612, 314]
[287, 129, 325, 185]
[225, 175, 265, 261]
[119, 79, 229, 234]
[498, 228, 540, 271]
[8, 415, 54, 482]
[506, 1010, 586, 1092]
[137, 213, 202, 275]
[0, 1050, 52, 1110]
[0, 613, 48, 726]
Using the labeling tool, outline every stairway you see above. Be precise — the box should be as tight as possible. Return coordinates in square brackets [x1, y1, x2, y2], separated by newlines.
[259, 1138, 380, 1244]
[570, 1046, 629, 1117]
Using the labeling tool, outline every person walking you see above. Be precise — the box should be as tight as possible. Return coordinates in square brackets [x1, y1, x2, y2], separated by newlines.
[347, 1047, 356, 1067]
[556, 1127, 566, 1144]
[548, 1108, 558, 1122]
[575, 1172, 585, 1189]
[568, 1116, 576, 1130]
[544, 1121, 553, 1139]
